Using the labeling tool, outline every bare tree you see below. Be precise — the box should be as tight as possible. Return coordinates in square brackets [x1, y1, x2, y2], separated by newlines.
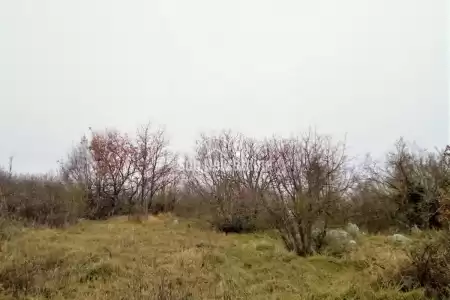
[363, 138, 450, 230]
[60, 135, 102, 215]
[262, 130, 355, 256]
[134, 123, 178, 217]
[89, 129, 138, 216]
[185, 131, 272, 232]
[186, 132, 239, 226]
[60, 136, 93, 187]
[61, 130, 138, 218]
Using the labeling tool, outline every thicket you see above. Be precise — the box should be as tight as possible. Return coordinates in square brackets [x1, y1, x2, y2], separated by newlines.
[2, 122, 450, 258]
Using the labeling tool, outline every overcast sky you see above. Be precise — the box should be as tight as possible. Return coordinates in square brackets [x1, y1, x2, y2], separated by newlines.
[0, 0, 448, 173]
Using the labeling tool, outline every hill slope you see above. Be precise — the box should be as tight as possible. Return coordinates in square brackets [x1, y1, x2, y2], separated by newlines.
[0, 215, 423, 299]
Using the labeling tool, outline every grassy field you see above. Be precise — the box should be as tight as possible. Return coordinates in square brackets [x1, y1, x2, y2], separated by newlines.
[0, 215, 425, 300]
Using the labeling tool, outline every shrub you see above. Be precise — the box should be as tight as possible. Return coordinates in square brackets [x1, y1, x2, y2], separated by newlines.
[149, 192, 177, 215]
[395, 232, 450, 299]
[260, 131, 356, 257]
[0, 172, 86, 227]
[212, 214, 255, 234]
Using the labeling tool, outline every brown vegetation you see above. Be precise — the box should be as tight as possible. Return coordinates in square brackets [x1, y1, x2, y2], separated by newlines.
[1, 122, 450, 299]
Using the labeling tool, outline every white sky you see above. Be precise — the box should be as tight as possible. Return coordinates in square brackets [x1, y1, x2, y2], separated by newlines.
[0, 0, 448, 173]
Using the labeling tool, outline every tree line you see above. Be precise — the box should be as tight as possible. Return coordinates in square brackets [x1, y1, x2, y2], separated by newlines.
[1, 122, 450, 257]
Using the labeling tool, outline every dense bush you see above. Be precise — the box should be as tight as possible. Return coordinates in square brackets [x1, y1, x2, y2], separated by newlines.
[211, 208, 258, 234]
[394, 232, 450, 299]
[149, 192, 177, 215]
[0, 171, 86, 227]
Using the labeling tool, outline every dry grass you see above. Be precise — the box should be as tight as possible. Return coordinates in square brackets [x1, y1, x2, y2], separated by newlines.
[0, 215, 426, 299]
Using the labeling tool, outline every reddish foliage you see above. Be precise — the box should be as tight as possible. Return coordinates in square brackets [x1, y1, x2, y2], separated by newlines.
[88, 130, 137, 216]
